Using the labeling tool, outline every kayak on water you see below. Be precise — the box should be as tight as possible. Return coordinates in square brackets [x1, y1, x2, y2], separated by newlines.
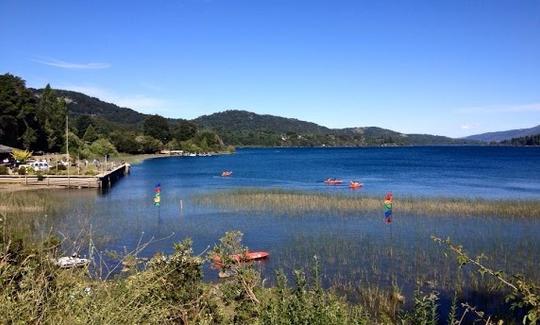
[324, 178, 343, 185]
[349, 181, 363, 189]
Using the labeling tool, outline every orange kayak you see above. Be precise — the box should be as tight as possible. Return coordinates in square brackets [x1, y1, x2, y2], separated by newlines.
[212, 251, 269, 266]
[349, 181, 363, 189]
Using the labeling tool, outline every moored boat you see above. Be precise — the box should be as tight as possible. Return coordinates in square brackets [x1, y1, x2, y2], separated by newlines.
[56, 256, 90, 269]
[212, 251, 269, 266]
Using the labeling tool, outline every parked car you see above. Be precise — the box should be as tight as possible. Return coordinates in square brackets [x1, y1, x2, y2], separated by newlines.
[30, 161, 50, 171]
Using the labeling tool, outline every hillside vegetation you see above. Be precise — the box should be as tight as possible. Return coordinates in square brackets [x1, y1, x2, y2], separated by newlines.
[2, 73, 479, 151]
[0, 74, 230, 157]
[195, 110, 475, 147]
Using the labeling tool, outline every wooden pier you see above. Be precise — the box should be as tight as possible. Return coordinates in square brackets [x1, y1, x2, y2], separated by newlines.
[0, 163, 130, 189]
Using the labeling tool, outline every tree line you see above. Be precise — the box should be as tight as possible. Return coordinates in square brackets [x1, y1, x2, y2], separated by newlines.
[0, 74, 232, 158]
[501, 134, 540, 146]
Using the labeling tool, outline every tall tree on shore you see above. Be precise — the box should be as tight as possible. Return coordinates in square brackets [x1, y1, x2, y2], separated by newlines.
[38, 84, 67, 152]
[143, 114, 170, 143]
[0, 74, 46, 150]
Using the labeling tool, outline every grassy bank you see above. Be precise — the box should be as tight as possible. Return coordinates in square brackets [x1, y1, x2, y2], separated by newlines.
[193, 189, 540, 218]
[1, 225, 538, 324]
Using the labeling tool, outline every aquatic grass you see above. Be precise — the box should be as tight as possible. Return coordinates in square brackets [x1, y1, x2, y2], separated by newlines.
[0, 191, 52, 214]
[193, 189, 540, 218]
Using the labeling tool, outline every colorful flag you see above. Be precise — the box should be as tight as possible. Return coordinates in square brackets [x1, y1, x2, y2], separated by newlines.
[153, 183, 161, 207]
[384, 192, 393, 224]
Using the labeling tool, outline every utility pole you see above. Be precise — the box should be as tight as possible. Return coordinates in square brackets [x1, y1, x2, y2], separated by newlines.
[66, 114, 70, 188]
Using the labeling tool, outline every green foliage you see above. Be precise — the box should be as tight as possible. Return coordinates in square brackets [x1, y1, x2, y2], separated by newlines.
[108, 131, 141, 154]
[10, 148, 32, 163]
[171, 119, 198, 141]
[135, 135, 162, 153]
[1, 221, 539, 324]
[180, 139, 203, 153]
[39, 85, 67, 152]
[0, 165, 8, 175]
[82, 125, 99, 143]
[401, 289, 439, 325]
[65, 132, 85, 157]
[447, 291, 458, 325]
[143, 115, 170, 143]
[194, 130, 223, 151]
[260, 264, 369, 324]
[73, 114, 94, 137]
[88, 138, 118, 158]
[17, 166, 26, 175]
[1, 74, 233, 154]
[0, 74, 38, 148]
[194, 110, 474, 147]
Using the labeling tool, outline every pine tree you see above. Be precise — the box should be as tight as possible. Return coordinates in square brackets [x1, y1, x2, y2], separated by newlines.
[83, 125, 99, 143]
[37, 84, 67, 152]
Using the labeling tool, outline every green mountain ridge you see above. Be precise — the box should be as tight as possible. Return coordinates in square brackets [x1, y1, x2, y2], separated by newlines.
[194, 110, 475, 146]
[32, 88, 475, 147]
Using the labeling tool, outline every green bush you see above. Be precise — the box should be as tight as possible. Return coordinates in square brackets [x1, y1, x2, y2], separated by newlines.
[0, 165, 8, 175]
[17, 167, 26, 175]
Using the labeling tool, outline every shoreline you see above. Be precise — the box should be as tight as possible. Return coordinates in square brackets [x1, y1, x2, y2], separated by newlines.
[0, 151, 232, 193]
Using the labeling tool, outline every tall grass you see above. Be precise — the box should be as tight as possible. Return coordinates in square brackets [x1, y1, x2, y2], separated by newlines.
[193, 189, 540, 218]
[0, 191, 52, 214]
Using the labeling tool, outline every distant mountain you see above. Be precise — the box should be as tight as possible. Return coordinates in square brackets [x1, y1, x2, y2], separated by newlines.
[464, 125, 540, 142]
[31, 89, 474, 147]
[195, 110, 474, 146]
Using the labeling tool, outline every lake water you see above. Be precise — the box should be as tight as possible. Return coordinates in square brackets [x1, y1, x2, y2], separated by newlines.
[32, 147, 540, 314]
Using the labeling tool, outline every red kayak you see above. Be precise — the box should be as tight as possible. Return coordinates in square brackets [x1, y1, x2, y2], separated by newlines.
[349, 181, 363, 189]
[221, 171, 233, 177]
[212, 251, 269, 266]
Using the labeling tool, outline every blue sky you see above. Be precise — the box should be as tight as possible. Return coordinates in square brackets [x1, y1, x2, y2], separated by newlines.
[1, 0, 539, 137]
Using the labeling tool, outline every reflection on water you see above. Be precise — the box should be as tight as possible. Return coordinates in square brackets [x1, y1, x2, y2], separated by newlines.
[15, 147, 540, 315]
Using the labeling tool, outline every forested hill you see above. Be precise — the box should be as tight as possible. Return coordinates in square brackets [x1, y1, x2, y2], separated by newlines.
[32, 86, 474, 147]
[194, 110, 330, 135]
[195, 110, 475, 146]
[1, 73, 476, 150]
[47, 89, 472, 147]
[464, 125, 540, 142]
[32, 88, 147, 127]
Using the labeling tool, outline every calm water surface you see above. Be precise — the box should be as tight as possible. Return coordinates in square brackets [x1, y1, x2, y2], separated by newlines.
[34, 147, 540, 309]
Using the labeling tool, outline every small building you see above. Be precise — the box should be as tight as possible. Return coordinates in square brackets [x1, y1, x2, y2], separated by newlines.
[0, 144, 14, 163]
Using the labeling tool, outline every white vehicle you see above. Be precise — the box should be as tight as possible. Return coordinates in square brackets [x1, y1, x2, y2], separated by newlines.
[30, 161, 49, 171]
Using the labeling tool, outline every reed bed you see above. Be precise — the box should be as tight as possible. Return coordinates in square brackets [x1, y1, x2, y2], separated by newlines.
[194, 189, 540, 218]
[0, 191, 52, 214]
